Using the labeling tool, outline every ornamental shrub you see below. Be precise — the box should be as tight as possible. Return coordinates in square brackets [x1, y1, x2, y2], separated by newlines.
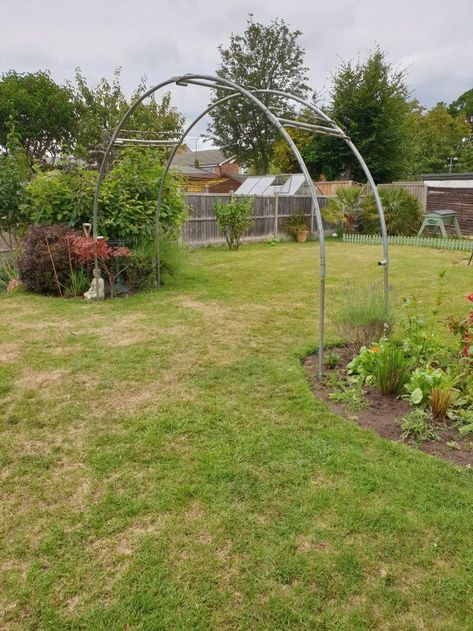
[24, 168, 97, 228]
[361, 187, 423, 236]
[214, 196, 254, 250]
[18, 224, 79, 295]
[22, 148, 186, 242]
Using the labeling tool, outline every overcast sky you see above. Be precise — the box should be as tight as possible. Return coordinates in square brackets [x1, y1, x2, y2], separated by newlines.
[2, 0, 472, 148]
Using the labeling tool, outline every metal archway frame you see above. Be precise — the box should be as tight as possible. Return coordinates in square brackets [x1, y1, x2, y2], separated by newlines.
[93, 72, 389, 381]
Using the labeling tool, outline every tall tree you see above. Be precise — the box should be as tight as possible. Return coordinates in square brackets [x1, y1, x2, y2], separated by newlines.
[406, 102, 470, 176]
[303, 48, 411, 183]
[72, 68, 185, 165]
[0, 70, 78, 165]
[207, 15, 311, 174]
[449, 89, 473, 129]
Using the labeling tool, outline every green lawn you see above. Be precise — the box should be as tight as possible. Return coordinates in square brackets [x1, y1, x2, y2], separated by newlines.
[1, 241, 473, 630]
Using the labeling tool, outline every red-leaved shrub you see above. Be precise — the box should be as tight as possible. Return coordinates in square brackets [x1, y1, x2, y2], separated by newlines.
[18, 224, 79, 295]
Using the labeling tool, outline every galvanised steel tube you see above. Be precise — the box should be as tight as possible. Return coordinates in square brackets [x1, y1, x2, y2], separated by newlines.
[344, 139, 389, 310]
[254, 88, 389, 314]
[176, 73, 327, 379]
[154, 91, 240, 287]
[91, 76, 183, 295]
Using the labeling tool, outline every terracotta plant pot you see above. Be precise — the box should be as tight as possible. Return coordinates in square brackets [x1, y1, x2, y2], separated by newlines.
[296, 229, 309, 243]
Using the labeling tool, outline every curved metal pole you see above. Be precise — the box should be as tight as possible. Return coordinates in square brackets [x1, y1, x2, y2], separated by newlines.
[344, 139, 389, 310]
[155, 73, 327, 379]
[91, 76, 187, 297]
[254, 88, 389, 312]
[154, 91, 241, 288]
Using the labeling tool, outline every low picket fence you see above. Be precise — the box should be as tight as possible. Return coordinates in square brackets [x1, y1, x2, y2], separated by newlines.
[342, 233, 473, 252]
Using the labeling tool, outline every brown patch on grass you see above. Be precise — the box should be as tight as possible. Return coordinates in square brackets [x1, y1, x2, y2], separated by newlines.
[296, 534, 330, 553]
[17, 368, 67, 389]
[178, 297, 228, 319]
[0, 342, 20, 363]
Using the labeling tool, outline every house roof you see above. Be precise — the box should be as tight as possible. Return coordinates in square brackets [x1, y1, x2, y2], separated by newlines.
[171, 148, 236, 168]
[171, 164, 215, 178]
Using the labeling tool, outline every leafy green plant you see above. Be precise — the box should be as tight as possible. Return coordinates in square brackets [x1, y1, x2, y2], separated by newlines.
[401, 409, 437, 442]
[23, 148, 186, 242]
[337, 283, 393, 350]
[362, 187, 423, 236]
[214, 196, 254, 250]
[405, 366, 453, 406]
[325, 351, 341, 369]
[281, 213, 309, 239]
[126, 235, 182, 290]
[347, 344, 380, 384]
[328, 380, 367, 411]
[0, 252, 19, 292]
[64, 267, 89, 298]
[322, 186, 373, 234]
[372, 342, 412, 396]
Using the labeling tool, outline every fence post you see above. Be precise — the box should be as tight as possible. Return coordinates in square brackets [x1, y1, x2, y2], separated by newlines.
[274, 193, 279, 238]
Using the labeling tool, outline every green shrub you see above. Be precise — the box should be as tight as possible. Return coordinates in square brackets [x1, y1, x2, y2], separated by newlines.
[322, 186, 374, 234]
[214, 196, 254, 250]
[22, 148, 186, 242]
[101, 148, 186, 242]
[0, 125, 29, 235]
[24, 168, 96, 228]
[401, 409, 437, 442]
[336, 283, 393, 350]
[362, 187, 423, 236]
[126, 235, 182, 291]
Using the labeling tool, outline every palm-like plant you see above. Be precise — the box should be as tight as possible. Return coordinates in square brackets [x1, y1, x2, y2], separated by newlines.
[362, 187, 423, 236]
[323, 186, 370, 234]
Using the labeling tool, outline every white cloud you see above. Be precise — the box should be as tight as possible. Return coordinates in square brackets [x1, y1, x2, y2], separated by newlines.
[1, 0, 471, 147]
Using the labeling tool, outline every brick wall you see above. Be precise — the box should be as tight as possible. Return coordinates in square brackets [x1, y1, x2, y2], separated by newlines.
[426, 187, 473, 236]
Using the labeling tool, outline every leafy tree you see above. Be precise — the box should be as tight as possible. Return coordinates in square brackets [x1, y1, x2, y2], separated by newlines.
[449, 89, 473, 129]
[214, 197, 254, 250]
[72, 68, 184, 164]
[303, 48, 411, 183]
[208, 16, 311, 174]
[0, 122, 30, 235]
[407, 102, 470, 176]
[456, 138, 473, 172]
[0, 70, 78, 165]
[271, 107, 318, 173]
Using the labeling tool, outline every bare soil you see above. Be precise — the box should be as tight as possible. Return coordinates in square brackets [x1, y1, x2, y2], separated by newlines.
[304, 348, 473, 468]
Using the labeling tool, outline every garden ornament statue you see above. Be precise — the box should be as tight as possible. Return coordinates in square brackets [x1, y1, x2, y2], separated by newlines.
[92, 72, 389, 380]
[84, 268, 104, 300]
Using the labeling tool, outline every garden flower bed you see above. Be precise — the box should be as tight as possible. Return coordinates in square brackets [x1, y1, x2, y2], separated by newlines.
[305, 293, 473, 468]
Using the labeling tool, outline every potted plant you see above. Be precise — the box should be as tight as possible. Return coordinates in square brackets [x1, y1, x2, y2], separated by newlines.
[282, 213, 310, 242]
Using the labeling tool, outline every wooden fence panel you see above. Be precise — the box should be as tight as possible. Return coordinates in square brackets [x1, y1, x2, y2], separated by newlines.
[378, 182, 427, 210]
[182, 194, 328, 245]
